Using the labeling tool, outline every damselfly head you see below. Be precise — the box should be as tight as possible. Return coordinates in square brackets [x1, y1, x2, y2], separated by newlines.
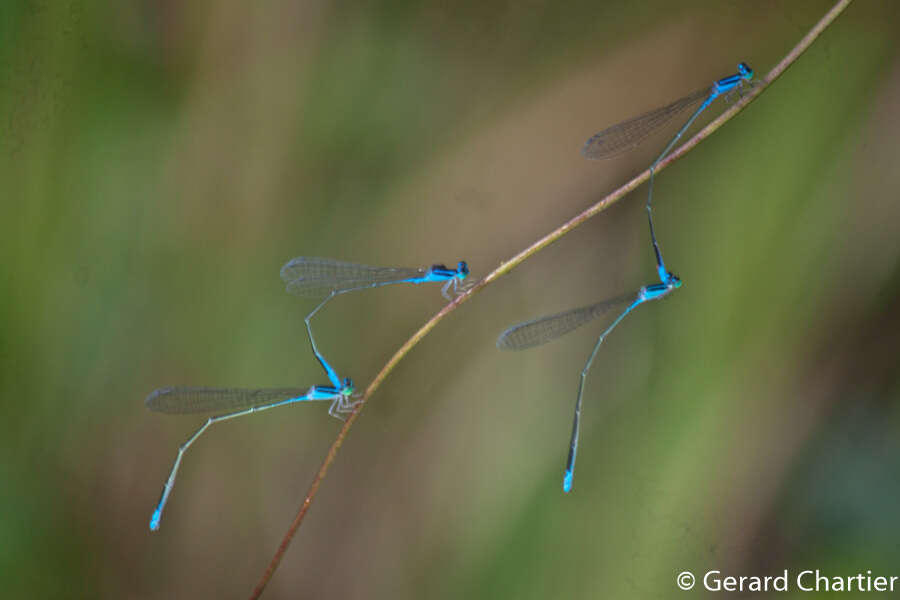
[457, 261, 470, 279]
[738, 62, 754, 80]
[669, 273, 683, 289]
[342, 377, 355, 394]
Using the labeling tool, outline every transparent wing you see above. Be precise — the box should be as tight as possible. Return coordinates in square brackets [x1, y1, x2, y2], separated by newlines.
[582, 87, 709, 159]
[145, 387, 313, 414]
[497, 292, 635, 351]
[279, 257, 425, 296]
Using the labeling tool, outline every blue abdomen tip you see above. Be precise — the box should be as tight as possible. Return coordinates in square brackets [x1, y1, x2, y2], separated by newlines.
[150, 510, 161, 531]
[563, 471, 573, 493]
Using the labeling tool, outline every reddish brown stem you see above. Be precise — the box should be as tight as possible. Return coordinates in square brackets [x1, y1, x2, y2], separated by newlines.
[250, 1, 853, 596]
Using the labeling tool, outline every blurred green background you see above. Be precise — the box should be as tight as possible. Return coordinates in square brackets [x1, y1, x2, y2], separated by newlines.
[2, 0, 899, 597]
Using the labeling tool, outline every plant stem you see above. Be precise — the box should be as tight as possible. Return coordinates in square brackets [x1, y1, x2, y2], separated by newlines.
[250, 0, 853, 596]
